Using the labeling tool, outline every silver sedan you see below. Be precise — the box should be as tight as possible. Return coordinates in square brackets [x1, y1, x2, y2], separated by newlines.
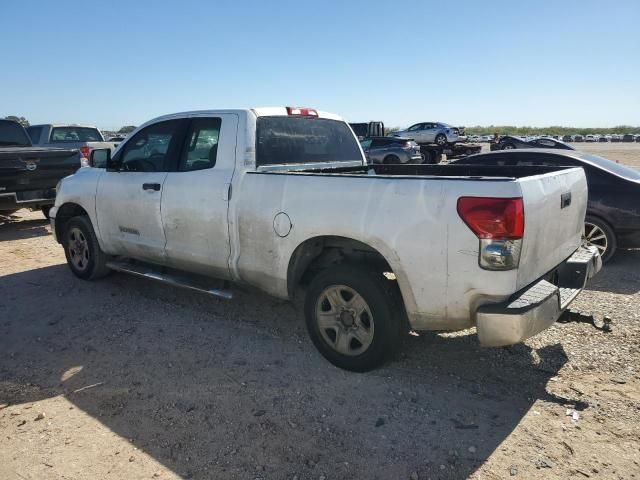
[390, 122, 460, 146]
[360, 136, 424, 164]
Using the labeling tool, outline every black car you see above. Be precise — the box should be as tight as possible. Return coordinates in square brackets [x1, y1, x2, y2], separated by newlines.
[451, 149, 640, 262]
[490, 135, 575, 151]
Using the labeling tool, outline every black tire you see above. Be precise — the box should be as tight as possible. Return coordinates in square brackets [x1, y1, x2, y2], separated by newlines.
[304, 264, 404, 372]
[435, 134, 447, 146]
[584, 215, 617, 263]
[41, 205, 51, 219]
[502, 143, 516, 150]
[63, 216, 111, 280]
[384, 155, 401, 165]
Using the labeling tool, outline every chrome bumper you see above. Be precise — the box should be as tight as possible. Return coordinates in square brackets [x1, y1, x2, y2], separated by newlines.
[476, 245, 602, 347]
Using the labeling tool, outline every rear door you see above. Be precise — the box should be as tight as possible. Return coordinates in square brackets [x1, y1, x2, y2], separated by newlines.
[161, 114, 239, 278]
[95, 119, 187, 262]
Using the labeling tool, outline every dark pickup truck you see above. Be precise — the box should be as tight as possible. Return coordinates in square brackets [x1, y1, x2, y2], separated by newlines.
[0, 119, 81, 218]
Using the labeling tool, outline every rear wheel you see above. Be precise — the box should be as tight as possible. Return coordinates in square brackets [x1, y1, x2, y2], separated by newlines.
[63, 216, 111, 280]
[41, 205, 51, 219]
[304, 265, 404, 372]
[502, 143, 516, 150]
[584, 215, 616, 263]
[383, 155, 401, 164]
[435, 134, 447, 146]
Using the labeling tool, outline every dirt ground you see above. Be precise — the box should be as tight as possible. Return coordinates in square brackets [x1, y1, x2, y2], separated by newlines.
[1, 144, 639, 480]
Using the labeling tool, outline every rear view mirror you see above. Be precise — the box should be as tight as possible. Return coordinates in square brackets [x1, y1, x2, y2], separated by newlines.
[90, 148, 111, 169]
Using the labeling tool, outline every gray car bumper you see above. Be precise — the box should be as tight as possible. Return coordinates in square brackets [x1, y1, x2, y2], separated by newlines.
[476, 245, 602, 347]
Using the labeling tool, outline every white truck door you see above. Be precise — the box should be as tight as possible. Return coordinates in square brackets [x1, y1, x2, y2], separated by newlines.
[161, 114, 239, 279]
[95, 118, 187, 263]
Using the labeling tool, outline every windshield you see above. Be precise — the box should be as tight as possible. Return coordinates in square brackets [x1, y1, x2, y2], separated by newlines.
[0, 120, 31, 147]
[580, 153, 640, 181]
[256, 117, 363, 166]
[50, 127, 103, 142]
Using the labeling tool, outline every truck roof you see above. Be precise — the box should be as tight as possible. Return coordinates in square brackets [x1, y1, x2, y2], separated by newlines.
[30, 123, 101, 129]
[141, 108, 344, 126]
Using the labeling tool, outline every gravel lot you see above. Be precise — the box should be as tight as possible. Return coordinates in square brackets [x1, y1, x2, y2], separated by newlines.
[1, 144, 639, 480]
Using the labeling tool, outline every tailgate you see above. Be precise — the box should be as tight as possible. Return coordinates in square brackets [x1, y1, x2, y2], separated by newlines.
[0, 148, 81, 194]
[516, 167, 587, 289]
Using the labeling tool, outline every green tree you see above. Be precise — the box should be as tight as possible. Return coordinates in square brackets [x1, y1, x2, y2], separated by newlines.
[4, 116, 30, 127]
[118, 125, 137, 134]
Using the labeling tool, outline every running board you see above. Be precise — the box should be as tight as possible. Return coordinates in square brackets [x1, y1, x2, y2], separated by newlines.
[106, 260, 233, 300]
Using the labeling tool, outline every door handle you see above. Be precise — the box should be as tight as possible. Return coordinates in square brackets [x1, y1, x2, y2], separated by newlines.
[142, 183, 161, 191]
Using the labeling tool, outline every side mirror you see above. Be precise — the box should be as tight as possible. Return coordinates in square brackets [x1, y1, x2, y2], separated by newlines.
[89, 148, 111, 169]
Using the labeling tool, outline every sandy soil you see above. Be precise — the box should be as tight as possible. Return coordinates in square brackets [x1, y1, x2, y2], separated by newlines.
[1, 151, 640, 480]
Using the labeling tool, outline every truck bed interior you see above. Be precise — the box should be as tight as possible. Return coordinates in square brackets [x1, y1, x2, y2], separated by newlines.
[256, 163, 575, 180]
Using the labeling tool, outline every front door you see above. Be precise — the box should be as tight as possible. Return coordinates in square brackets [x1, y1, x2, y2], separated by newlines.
[161, 114, 239, 279]
[95, 119, 187, 263]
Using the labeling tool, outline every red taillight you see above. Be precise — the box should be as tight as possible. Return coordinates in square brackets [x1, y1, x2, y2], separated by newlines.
[79, 146, 91, 159]
[286, 106, 319, 117]
[457, 197, 524, 240]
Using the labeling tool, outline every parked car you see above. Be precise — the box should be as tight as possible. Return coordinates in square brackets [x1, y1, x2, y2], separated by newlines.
[0, 119, 81, 218]
[573, 135, 584, 142]
[490, 135, 574, 151]
[562, 135, 573, 142]
[451, 149, 640, 262]
[360, 136, 423, 164]
[598, 135, 609, 142]
[107, 136, 126, 142]
[26, 124, 119, 162]
[51, 107, 600, 371]
[389, 122, 460, 146]
[585, 134, 597, 142]
[622, 134, 635, 142]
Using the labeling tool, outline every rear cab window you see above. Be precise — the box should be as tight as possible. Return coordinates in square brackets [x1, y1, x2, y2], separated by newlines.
[0, 120, 31, 147]
[256, 117, 363, 166]
[50, 127, 103, 142]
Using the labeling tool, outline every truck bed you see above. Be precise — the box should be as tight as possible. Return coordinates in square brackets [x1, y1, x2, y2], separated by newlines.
[258, 162, 571, 180]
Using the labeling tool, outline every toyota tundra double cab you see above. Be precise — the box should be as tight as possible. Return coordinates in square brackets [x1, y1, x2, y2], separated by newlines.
[50, 107, 601, 371]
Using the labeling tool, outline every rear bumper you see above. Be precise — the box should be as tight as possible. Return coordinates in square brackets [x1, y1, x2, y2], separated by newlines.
[0, 190, 56, 211]
[476, 246, 601, 347]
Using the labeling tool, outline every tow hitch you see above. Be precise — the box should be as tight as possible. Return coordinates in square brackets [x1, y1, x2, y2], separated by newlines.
[558, 309, 612, 332]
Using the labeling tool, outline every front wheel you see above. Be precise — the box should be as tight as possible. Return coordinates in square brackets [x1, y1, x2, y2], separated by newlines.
[435, 134, 447, 146]
[502, 143, 516, 150]
[304, 265, 404, 372]
[63, 216, 111, 280]
[584, 215, 616, 263]
[383, 155, 401, 164]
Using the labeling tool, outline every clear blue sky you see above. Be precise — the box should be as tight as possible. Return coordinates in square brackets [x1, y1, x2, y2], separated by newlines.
[1, 0, 639, 130]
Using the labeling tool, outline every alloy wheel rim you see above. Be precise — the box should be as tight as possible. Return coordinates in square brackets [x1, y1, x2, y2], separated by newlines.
[315, 285, 374, 356]
[584, 222, 608, 256]
[68, 227, 90, 271]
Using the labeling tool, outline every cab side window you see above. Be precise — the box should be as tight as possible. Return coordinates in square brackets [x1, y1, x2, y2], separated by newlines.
[179, 118, 222, 171]
[119, 120, 182, 172]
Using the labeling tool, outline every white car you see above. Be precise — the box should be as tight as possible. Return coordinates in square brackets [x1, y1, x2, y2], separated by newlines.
[50, 107, 601, 371]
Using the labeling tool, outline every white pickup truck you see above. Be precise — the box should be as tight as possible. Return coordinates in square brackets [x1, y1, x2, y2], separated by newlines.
[50, 107, 601, 371]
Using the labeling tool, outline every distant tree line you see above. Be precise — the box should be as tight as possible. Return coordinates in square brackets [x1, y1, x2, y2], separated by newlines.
[385, 125, 640, 136]
[464, 125, 640, 136]
[4, 116, 30, 127]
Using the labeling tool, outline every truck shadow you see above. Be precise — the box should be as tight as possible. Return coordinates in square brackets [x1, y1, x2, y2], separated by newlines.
[0, 216, 50, 242]
[585, 249, 640, 295]
[0, 265, 577, 479]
